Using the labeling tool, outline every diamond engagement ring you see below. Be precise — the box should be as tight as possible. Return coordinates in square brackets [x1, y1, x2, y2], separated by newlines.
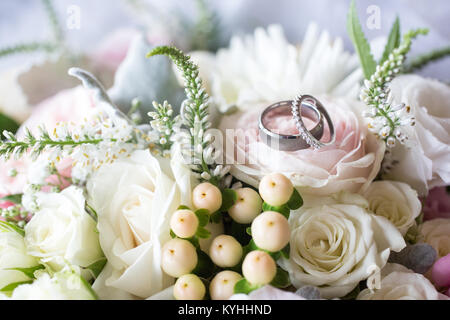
[259, 100, 324, 151]
[291, 94, 335, 149]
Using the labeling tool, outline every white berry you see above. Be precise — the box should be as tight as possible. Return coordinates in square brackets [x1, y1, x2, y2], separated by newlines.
[192, 182, 222, 214]
[242, 250, 276, 285]
[251, 211, 290, 252]
[209, 271, 243, 300]
[228, 188, 262, 224]
[170, 209, 199, 238]
[161, 238, 197, 278]
[258, 173, 293, 206]
[209, 235, 243, 268]
[173, 274, 205, 300]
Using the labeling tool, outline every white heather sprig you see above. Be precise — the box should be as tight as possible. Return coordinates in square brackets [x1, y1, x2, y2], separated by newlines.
[148, 100, 182, 156]
[147, 46, 230, 185]
[360, 29, 428, 148]
[0, 111, 140, 183]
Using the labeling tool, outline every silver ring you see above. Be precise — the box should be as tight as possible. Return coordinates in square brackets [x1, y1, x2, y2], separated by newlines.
[259, 100, 324, 151]
[291, 95, 335, 149]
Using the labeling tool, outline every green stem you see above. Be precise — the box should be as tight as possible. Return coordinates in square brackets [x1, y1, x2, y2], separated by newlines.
[0, 42, 57, 58]
[403, 46, 450, 73]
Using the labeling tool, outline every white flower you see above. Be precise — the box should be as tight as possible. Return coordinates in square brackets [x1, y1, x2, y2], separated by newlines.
[357, 263, 449, 300]
[7, 270, 96, 300]
[362, 180, 421, 235]
[419, 218, 450, 259]
[0, 67, 31, 124]
[0, 225, 39, 290]
[188, 23, 362, 113]
[230, 285, 305, 300]
[87, 150, 193, 299]
[24, 186, 103, 269]
[383, 75, 450, 196]
[279, 193, 405, 299]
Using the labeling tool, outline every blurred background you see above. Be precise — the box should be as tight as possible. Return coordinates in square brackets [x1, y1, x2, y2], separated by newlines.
[0, 0, 449, 79]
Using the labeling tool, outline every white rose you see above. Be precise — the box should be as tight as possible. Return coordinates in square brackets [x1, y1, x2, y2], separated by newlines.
[357, 263, 449, 300]
[87, 150, 193, 299]
[419, 218, 450, 259]
[279, 193, 406, 298]
[24, 186, 103, 270]
[363, 180, 421, 235]
[0, 224, 39, 290]
[383, 75, 450, 196]
[8, 270, 96, 300]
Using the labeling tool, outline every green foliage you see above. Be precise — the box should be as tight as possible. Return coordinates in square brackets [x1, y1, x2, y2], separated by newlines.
[0, 280, 33, 294]
[220, 188, 237, 212]
[270, 267, 290, 288]
[194, 209, 210, 227]
[262, 202, 290, 219]
[233, 278, 261, 295]
[0, 220, 25, 236]
[0, 114, 20, 134]
[6, 265, 45, 279]
[1, 194, 22, 204]
[380, 16, 401, 64]
[346, 0, 377, 79]
[85, 258, 107, 278]
[287, 188, 303, 210]
[403, 46, 450, 73]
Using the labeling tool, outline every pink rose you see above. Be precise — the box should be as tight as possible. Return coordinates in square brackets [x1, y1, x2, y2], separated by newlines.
[423, 187, 450, 221]
[219, 95, 385, 196]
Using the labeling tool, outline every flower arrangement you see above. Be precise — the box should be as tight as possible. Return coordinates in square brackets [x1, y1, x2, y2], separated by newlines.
[0, 0, 449, 301]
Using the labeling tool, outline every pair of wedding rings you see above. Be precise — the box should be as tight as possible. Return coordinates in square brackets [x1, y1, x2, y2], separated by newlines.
[258, 94, 335, 151]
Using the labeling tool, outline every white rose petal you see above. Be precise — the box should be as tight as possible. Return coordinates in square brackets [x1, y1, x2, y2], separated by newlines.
[279, 194, 406, 298]
[358, 263, 449, 300]
[24, 186, 103, 270]
[87, 150, 193, 299]
[384, 75, 450, 196]
[363, 180, 421, 235]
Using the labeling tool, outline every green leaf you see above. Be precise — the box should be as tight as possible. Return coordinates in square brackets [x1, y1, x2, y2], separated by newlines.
[246, 227, 252, 236]
[233, 278, 261, 295]
[210, 210, 222, 224]
[192, 249, 215, 278]
[6, 265, 45, 279]
[194, 209, 210, 227]
[0, 113, 19, 134]
[262, 202, 290, 219]
[170, 229, 176, 238]
[0, 194, 22, 204]
[220, 188, 237, 212]
[0, 220, 25, 236]
[346, 0, 377, 79]
[195, 226, 211, 239]
[286, 188, 303, 210]
[177, 205, 191, 211]
[85, 258, 107, 278]
[281, 243, 290, 259]
[270, 267, 290, 288]
[380, 16, 401, 64]
[0, 280, 33, 293]
[187, 236, 200, 249]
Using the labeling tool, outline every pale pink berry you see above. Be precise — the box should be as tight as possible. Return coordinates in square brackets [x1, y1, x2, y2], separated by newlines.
[173, 274, 205, 300]
[251, 211, 290, 252]
[161, 238, 197, 278]
[242, 250, 276, 285]
[209, 235, 243, 268]
[258, 173, 293, 206]
[170, 209, 199, 238]
[228, 188, 262, 224]
[192, 182, 222, 214]
[209, 271, 243, 300]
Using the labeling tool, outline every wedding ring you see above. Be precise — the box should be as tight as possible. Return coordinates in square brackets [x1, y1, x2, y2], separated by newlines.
[291, 94, 335, 149]
[259, 100, 324, 151]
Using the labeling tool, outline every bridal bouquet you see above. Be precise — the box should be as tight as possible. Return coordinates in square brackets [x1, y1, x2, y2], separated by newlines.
[0, 1, 449, 300]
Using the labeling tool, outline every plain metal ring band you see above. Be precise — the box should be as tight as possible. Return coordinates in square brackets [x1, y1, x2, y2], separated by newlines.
[291, 94, 336, 149]
[259, 100, 324, 151]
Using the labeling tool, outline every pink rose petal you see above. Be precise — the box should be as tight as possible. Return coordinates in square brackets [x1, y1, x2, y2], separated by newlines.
[432, 254, 450, 287]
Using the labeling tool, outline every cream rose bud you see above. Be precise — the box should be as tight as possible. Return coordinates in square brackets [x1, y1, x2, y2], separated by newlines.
[209, 271, 243, 300]
[161, 239, 198, 278]
[258, 173, 293, 206]
[209, 235, 243, 268]
[24, 186, 103, 269]
[363, 180, 421, 235]
[251, 211, 290, 252]
[173, 274, 206, 300]
[242, 250, 277, 285]
[192, 182, 222, 214]
[228, 188, 262, 224]
[420, 218, 450, 258]
[170, 209, 199, 238]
